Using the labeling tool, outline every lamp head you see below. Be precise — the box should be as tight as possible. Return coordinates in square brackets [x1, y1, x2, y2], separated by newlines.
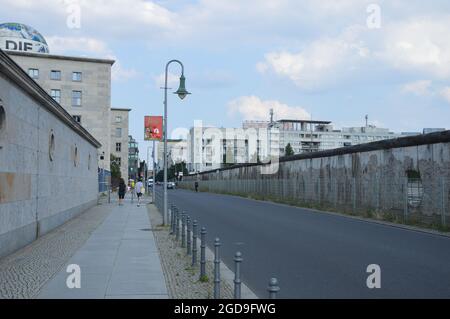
[174, 74, 191, 100]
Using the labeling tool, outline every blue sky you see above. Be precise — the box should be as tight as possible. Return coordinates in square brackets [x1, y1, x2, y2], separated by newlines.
[1, 0, 450, 159]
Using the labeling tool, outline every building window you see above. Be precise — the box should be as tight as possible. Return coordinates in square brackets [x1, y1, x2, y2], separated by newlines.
[116, 116, 122, 123]
[28, 68, 39, 79]
[73, 115, 81, 123]
[50, 70, 61, 80]
[72, 72, 82, 82]
[51, 89, 61, 103]
[72, 91, 82, 106]
[116, 157, 121, 166]
[116, 143, 122, 152]
[116, 128, 122, 138]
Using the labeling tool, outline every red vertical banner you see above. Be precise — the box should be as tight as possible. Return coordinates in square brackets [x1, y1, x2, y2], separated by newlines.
[144, 116, 163, 141]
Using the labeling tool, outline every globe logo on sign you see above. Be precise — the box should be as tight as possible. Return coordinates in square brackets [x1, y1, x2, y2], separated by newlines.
[0, 23, 49, 54]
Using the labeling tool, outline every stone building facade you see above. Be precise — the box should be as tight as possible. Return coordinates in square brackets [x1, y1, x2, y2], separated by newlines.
[110, 108, 130, 182]
[0, 49, 101, 258]
[6, 50, 114, 171]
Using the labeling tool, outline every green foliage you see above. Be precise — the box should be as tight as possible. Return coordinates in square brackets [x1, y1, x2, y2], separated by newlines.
[199, 275, 209, 283]
[285, 143, 294, 156]
[156, 161, 189, 182]
[110, 154, 121, 187]
[406, 169, 421, 179]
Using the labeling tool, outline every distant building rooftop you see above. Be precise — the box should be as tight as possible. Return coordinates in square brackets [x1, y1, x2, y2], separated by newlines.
[111, 107, 132, 112]
[277, 119, 332, 125]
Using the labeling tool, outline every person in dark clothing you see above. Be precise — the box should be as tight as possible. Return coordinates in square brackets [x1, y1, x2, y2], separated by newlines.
[118, 178, 126, 206]
[195, 181, 199, 192]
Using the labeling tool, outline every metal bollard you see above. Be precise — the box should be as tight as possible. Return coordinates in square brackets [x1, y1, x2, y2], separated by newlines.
[234, 252, 243, 299]
[171, 206, 177, 235]
[174, 207, 179, 235]
[214, 238, 221, 299]
[186, 216, 191, 255]
[169, 204, 173, 230]
[169, 205, 174, 234]
[268, 278, 280, 299]
[181, 213, 186, 248]
[200, 227, 206, 280]
[175, 210, 180, 241]
[192, 220, 198, 267]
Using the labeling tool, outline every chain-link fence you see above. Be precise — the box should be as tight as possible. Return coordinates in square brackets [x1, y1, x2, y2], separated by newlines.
[178, 177, 450, 228]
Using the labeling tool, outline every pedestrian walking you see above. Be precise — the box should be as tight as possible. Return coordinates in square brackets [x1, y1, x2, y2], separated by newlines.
[136, 179, 144, 207]
[195, 181, 199, 192]
[118, 178, 126, 206]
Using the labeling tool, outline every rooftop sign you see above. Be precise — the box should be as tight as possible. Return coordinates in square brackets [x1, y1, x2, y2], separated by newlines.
[0, 23, 49, 54]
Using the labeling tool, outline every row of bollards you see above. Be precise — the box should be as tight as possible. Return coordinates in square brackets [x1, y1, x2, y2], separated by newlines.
[165, 200, 280, 299]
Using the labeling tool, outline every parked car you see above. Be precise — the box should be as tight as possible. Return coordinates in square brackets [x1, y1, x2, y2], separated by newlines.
[167, 182, 176, 189]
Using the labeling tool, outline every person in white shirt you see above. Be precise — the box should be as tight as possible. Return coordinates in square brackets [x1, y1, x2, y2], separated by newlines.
[135, 179, 144, 207]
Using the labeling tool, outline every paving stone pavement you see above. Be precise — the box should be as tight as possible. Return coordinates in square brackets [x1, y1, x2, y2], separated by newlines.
[0, 199, 111, 299]
[148, 204, 258, 299]
[38, 196, 168, 299]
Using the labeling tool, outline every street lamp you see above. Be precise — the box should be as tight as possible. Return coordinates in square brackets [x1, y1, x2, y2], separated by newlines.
[163, 60, 190, 225]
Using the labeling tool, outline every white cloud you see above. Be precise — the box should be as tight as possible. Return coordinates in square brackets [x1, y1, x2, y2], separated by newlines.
[46, 36, 109, 55]
[46, 36, 138, 82]
[154, 72, 180, 88]
[1, 0, 179, 38]
[401, 80, 432, 96]
[227, 96, 310, 121]
[400, 81, 450, 104]
[112, 60, 138, 82]
[258, 15, 450, 90]
[257, 26, 369, 89]
[0, 0, 377, 48]
[380, 17, 450, 78]
[79, 0, 178, 36]
[439, 87, 450, 103]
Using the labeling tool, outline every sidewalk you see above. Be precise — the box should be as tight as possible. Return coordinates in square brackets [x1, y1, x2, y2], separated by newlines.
[38, 196, 168, 299]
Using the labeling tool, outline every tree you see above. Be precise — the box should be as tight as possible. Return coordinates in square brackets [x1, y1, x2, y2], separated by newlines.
[155, 161, 189, 182]
[222, 143, 235, 168]
[285, 143, 294, 156]
[110, 154, 122, 188]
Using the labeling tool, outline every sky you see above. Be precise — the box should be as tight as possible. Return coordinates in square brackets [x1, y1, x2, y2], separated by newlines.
[1, 0, 450, 159]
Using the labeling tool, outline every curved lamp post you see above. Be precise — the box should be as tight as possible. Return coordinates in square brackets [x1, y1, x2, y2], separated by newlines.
[163, 60, 190, 225]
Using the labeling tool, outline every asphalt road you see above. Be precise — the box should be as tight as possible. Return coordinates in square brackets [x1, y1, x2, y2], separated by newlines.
[163, 187, 450, 298]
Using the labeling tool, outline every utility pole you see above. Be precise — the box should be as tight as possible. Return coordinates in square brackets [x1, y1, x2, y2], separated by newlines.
[152, 140, 156, 203]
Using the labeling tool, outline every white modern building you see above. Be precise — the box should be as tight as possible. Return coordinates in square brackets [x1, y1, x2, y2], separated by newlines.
[186, 118, 407, 173]
[157, 139, 189, 169]
[272, 119, 401, 155]
[186, 125, 270, 173]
